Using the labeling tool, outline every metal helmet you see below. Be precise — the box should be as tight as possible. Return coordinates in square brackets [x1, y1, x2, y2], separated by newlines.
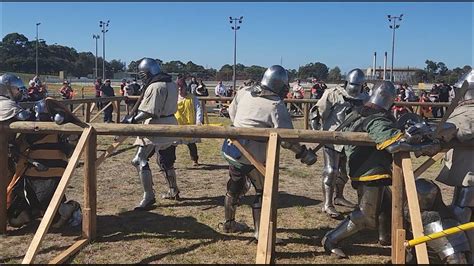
[138, 58, 161, 82]
[345, 68, 365, 99]
[367, 80, 396, 110]
[0, 73, 27, 101]
[260, 65, 289, 97]
[453, 70, 474, 101]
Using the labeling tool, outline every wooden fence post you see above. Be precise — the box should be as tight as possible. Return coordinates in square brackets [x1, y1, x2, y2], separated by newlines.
[201, 100, 209, 124]
[0, 124, 8, 234]
[85, 103, 91, 123]
[391, 153, 404, 263]
[115, 99, 121, 124]
[303, 103, 309, 130]
[83, 128, 97, 240]
[256, 133, 280, 264]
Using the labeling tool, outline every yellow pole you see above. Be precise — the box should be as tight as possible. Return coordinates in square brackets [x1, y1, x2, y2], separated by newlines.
[406, 222, 474, 247]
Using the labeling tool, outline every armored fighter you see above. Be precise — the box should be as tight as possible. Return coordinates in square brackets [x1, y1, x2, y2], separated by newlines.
[1, 74, 80, 229]
[322, 81, 443, 258]
[434, 70, 474, 263]
[122, 58, 180, 210]
[220, 65, 318, 240]
[311, 69, 367, 218]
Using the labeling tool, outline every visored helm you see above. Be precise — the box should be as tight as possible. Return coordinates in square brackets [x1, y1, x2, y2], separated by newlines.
[0, 73, 27, 101]
[260, 65, 289, 98]
[345, 68, 365, 99]
[367, 80, 396, 110]
[138, 58, 161, 82]
[453, 69, 474, 101]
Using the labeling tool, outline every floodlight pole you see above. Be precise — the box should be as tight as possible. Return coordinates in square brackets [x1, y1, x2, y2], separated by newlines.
[35, 22, 41, 76]
[230, 16, 243, 91]
[388, 14, 403, 82]
[93, 34, 100, 79]
[99, 20, 110, 79]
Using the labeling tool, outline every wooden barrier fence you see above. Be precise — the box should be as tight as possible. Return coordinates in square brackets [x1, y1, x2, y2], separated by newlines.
[18, 96, 452, 130]
[0, 120, 465, 264]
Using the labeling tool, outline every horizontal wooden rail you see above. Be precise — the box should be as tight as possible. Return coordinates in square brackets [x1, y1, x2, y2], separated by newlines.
[18, 95, 451, 108]
[3, 122, 471, 150]
[3, 122, 374, 145]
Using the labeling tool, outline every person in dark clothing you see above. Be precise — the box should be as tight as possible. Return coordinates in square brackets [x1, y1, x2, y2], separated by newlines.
[187, 76, 199, 95]
[100, 79, 115, 123]
[438, 82, 451, 117]
[94, 78, 103, 110]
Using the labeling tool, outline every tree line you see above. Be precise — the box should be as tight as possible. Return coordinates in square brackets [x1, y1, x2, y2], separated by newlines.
[1, 32, 469, 83]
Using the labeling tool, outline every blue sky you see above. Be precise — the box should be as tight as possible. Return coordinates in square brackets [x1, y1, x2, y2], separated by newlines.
[1, 2, 473, 73]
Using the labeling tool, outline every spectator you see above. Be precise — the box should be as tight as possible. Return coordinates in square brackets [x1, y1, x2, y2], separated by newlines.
[119, 78, 127, 96]
[429, 84, 441, 118]
[174, 77, 203, 166]
[310, 80, 321, 99]
[214, 81, 227, 108]
[449, 84, 456, 101]
[311, 80, 326, 99]
[59, 80, 74, 111]
[100, 79, 115, 123]
[438, 82, 451, 117]
[403, 83, 417, 102]
[215, 81, 227, 97]
[418, 90, 432, 119]
[195, 79, 209, 97]
[124, 79, 141, 115]
[291, 79, 305, 99]
[188, 76, 199, 95]
[27, 76, 48, 101]
[94, 78, 103, 110]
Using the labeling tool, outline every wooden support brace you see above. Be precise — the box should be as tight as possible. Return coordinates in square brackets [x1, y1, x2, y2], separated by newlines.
[96, 136, 129, 167]
[413, 152, 445, 178]
[90, 101, 113, 123]
[230, 139, 266, 176]
[22, 127, 93, 264]
[0, 125, 8, 234]
[391, 153, 404, 263]
[72, 103, 84, 114]
[401, 152, 430, 264]
[256, 133, 280, 264]
[48, 238, 89, 264]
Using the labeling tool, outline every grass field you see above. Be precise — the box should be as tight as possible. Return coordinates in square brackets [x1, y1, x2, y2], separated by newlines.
[0, 110, 452, 264]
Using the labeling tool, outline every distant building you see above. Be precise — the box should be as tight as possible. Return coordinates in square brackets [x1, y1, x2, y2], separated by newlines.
[366, 67, 421, 83]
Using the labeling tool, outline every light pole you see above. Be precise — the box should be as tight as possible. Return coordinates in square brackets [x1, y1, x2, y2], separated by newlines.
[99, 20, 110, 79]
[229, 16, 243, 91]
[35, 22, 41, 76]
[93, 34, 100, 79]
[387, 14, 403, 82]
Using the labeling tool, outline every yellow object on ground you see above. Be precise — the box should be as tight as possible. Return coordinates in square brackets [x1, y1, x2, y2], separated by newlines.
[406, 222, 474, 247]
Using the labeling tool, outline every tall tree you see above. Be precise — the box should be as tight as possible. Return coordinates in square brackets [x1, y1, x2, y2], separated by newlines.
[298, 62, 329, 80]
[327, 66, 342, 82]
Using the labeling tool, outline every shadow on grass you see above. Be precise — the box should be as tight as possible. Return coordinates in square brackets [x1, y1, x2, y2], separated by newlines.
[159, 191, 321, 210]
[275, 227, 390, 260]
[86, 210, 254, 263]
